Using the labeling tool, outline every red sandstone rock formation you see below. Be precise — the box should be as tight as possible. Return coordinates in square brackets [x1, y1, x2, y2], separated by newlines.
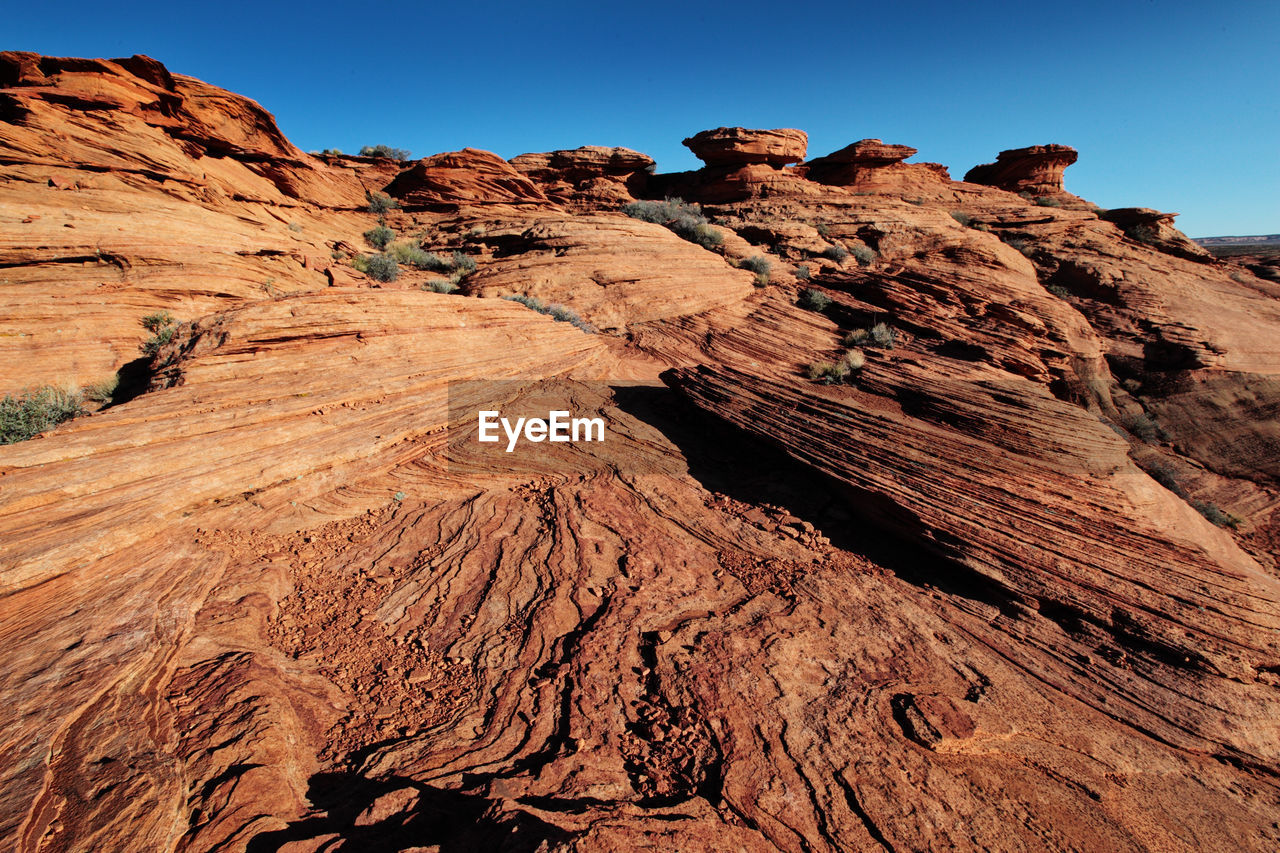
[510, 145, 654, 206]
[382, 148, 551, 210]
[803, 138, 954, 195]
[4, 55, 1280, 853]
[964, 143, 1079, 194]
[682, 126, 807, 167]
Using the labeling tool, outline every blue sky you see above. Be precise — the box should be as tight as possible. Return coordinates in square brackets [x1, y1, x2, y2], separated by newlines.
[8, 0, 1278, 236]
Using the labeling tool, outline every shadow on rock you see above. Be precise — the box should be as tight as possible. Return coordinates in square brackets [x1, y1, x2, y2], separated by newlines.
[613, 382, 1019, 612]
[245, 772, 573, 852]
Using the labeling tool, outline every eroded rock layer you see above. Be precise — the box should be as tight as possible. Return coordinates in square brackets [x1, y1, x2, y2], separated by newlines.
[3, 54, 1280, 853]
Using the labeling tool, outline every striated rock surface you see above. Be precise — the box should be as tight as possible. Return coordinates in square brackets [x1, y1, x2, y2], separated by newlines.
[4, 53, 1280, 853]
[0, 52, 374, 393]
[461, 213, 757, 332]
[682, 126, 808, 166]
[965, 143, 1079, 194]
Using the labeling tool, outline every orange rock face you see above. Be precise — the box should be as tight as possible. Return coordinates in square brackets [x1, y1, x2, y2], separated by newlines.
[382, 148, 551, 210]
[510, 145, 654, 206]
[964, 143, 1080, 194]
[4, 56, 1280, 853]
[682, 126, 808, 166]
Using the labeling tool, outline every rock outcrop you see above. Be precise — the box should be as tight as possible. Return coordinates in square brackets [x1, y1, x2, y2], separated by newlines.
[803, 138, 954, 195]
[381, 148, 550, 210]
[682, 126, 808, 167]
[804, 138, 915, 182]
[510, 145, 654, 206]
[1101, 206, 1214, 261]
[964, 143, 1079, 194]
[4, 55, 1280, 853]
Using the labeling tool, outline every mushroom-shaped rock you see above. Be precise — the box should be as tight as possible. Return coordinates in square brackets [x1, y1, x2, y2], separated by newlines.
[964, 144, 1078, 194]
[382, 148, 549, 209]
[805, 138, 918, 186]
[682, 127, 807, 167]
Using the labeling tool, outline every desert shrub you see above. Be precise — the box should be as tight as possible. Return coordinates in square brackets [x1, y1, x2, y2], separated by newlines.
[1006, 237, 1033, 256]
[364, 254, 399, 282]
[320, 148, 343, 155]
[798, 288, 832, 312]
[869, 322, 896, 348]
[739, 255, 772, 286]
[823, 244, 850, 263]
[360, 144, 411, 161]
[502, 294, 593, 332]
[816, 223, 832, 238]
[949, 211, 973, 227]
[805, 349, 865, 384]
[423, 279, 458, 294]
[548, 304, 594, 332]
[1, 386, 84, 444]
[1034, 197, 1063, 208]
[621, 198, 722, 250]
[851, 245, 876, 266]
[794, 264, 811, 281]
[389, 243, 437, 269]
[1143, 461, 1187, 497]
[686, 223, 723, 250]
[844, 322, 896, 349]
[504, 293, 547, 312]
[366, 190, 399, 214]
[1047, 284, 1072, 299]
[1125, 411, 1163, 442]
[140, 311, 179, 355]
[451, 251, 477, 276]
[621, 197, 698, 225]
[1192, 500, 1241, 529]
[141, 311, 175, 333]
[351, 255, 370, 273]
[364, 225, 394, 249]
[83, 377, 118, 404]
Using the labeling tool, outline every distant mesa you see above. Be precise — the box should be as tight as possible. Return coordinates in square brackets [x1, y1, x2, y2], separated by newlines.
[682, 126, 808, 167]
[964, 144, 1078, 194]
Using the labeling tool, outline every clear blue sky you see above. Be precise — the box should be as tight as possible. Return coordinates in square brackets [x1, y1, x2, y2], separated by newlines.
[8, 0, 1278, 236]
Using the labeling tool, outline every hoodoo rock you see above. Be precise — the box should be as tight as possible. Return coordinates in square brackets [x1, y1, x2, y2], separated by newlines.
[682, 126, 808, 166]
[6, 52, 1280, 853]
[382, 148, 550, 209]
[964, 143, 1079, 194]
